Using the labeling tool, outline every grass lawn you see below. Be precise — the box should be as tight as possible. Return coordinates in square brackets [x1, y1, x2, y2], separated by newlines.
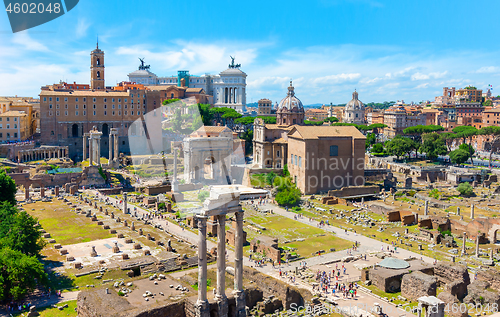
[23, 200, 112, 245]
[246, 214, 351, 258]
[13, 300, 77, 317]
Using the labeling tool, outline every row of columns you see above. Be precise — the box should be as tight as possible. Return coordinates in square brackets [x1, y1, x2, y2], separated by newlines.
[196, 211, 245, 317]
[83, 128, 119, 164]
[223, 87, 239, 104]
[108, 128, 119, 163]
[18, 147, 68, 163]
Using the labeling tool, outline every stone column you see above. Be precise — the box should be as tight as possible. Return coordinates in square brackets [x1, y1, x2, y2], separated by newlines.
[471, 204, 475, 220]
[462, 232, 467, 255]
[96, 136, 101, 166]
[233, 211, 246, 317]
[89, 136, 93, 165]
[196, 216, 210, 317]
[40, 187, 45, 198]
[123, 192, 128, 214]
[424, 200, 429, 216]
[108, 134, 113, 163]
[25, 186, 29, 200]
[475, 235, 480, 258]
[173, 147, 179, 192]
[216, 214, 228, 317]
[457, 207, 460, 216]
[114, 131, 119, 161]
[490, 249, 494, 261]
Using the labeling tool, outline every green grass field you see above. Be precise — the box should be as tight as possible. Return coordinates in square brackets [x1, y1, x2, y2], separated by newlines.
[23, 200, 112, 245]
[12, 300, 77, 317]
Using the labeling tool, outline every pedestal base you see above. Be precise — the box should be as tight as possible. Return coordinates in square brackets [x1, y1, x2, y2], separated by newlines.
[233, 290, 247, 317]
[216, 295, 228, 317]
[170, 191, 184, 202]
[195, 299, 210, 317]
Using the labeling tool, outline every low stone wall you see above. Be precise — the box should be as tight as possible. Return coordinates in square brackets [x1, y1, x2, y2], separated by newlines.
[327, 185, 380, 198]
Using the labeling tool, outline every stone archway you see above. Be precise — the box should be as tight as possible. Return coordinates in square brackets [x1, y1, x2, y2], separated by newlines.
[488, 224, 500, 244]
[183, 136, 233, 185]
[203, 156, 216, 179]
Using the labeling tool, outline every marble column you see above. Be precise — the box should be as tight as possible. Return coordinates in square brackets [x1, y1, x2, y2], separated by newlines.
[457, 207, 460, 216]
[173, 147, 179, 192]
[424, 200, 429, 216]
[108, 134, 113, 163]
[471, 204, 475, 220]
[216, 214, 228, 317]
[96, 137, 101, 166]
[462, 232, 467, 255]
[196, 216, 210, 317]
[233, 211, 246, 317]
[114, 131, 119, 161]
[25, 186, 29, 200]
[123, 192, 128, 214]
[89, 136, 93, 165]
[475, 235, 480, 258]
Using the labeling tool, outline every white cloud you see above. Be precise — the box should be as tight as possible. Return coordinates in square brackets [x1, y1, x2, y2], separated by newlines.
[11, 32, 49, 52]
[476, 66, 500, 74]
[76, 18, 91, 39]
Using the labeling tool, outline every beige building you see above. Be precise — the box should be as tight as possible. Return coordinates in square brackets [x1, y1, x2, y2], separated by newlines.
[287, 125, 365, 194]
[305, 108, 329, 121]
[0, 111, 30, 142]
[257, 98, 273, 115]
[253, 84, 366, 194]
[39, 44, 209, 160]
[0, 96, 39, 136]
[383, 106, 426, 138]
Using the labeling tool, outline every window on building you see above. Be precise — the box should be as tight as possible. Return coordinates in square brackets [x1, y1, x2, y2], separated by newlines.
[75, 105, 78, 109]
[14, 124, 16, 128]
[56, 111, 59, 116]
[75, 111, 79, 116]
[277, 150, 280, 157]
[104, 98, 107, 102]
[56, 97, 59, 102]
[83, 97, 86, 102]
[93, 111, 96, 116]
[64, 97, 68, 102]
[65, 104, 68, 109]
[51, 131, 54, 135]
[6, 133, 10, 138]
[112, 111, 115, 116]
[118, 111, 121, 116]
[118, 104, 121, 109]
[299, 156, 302, 167]
[131, 111, 134, 115]
[56, 104, 59, 109]
[330, 145, 339, 157]
[75, 97, 78, 102]
[49, 104, 53, 109]
[93, 104, 96, 109]
[93, 98, 96, 102]
[83, 111, 86, 115]
[14, 133, 17, 138]
[124, 111, 127, 115]
[112, 104, 115, 109]
[49, 97, 52, 101]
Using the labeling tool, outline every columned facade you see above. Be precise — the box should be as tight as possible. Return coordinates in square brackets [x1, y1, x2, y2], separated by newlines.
[196, 191, 246, 317]
[17, 146, 69, 163]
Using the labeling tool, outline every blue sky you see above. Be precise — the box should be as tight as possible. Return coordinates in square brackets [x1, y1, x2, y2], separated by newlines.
[1, 0, 500, 105]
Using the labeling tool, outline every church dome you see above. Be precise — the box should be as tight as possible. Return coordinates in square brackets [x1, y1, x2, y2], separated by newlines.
[278, 81, 304, 112]
[345, 90, 364, 110]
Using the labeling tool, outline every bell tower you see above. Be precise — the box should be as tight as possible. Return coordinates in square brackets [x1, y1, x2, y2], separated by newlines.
[90, 41, 105, 90]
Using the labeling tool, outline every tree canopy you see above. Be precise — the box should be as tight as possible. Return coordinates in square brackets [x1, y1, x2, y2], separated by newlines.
[0, 170, 16, 205]
[449, 149, 470, 165]
[420, 133, 448, 160]
[385, 136, 416, 160]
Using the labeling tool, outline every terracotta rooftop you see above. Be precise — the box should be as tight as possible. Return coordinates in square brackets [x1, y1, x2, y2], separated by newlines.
[288, 125, 366, 140]
[40, 90, 130, 96]
[272, 138, 287, 144]
[0, 111, 27, 117]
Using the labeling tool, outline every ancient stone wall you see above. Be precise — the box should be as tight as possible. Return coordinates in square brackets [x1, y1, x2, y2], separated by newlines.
[401, 271, 437, 300]
[243, 267, 312, 309]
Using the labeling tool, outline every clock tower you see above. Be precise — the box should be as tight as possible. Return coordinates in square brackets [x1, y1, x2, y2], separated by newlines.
[90, 42, 105, 90]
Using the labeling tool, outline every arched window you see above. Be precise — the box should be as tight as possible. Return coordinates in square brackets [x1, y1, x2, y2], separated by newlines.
[96, 58, 100, 65]
[171, 93, 174, 99]
[71, 124, 78, 137]
[102, 123, 109, 136]
[330, 145, 338, 157]
[96, 71, 100, 78]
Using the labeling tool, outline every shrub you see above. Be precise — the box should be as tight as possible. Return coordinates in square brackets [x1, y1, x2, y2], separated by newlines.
[198, 190, 210, 202]
[457, 182, 474, 196]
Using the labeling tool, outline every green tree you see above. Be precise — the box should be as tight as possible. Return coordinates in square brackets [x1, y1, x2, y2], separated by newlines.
[368, 123, 387, 130]
[282, 164, 290, 177]
[325, 117, 339, 124]
[439, 132, 457, 152]
[420, 133, 448, 160]
[483, 99, 493, 107]
[0, 203, 45, 257]
[453, 126, 477, 163]
[197, 104, 213, 126]
[366, 133, 376, 148]
[275, 187, 301, 207]
[162, 98, 181, 106]
[172, 108, 182, 132]
[0, 171, 16, 205]
[372, 143, 384, 154]
[385, 137, 414, 160]
[449, 149, 470, 165]
[304, 120, 324, 126]
[239, 129, 253, 155]
[0, 247, 48, 301]
[198, 190, 210, 202]
[457, 182, 474, 196]
[478, 126, 500, 167]
[265, 172, 277, 186]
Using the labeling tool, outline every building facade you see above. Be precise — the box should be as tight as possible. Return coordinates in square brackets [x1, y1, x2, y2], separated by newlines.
[0, 111, 29, 142]
[343, 90, 365, 124]
[257, 98, 273, 116]
[253, 83, 365, 194]
[128, 58, 247, 113]
[39, 45, 209, 161]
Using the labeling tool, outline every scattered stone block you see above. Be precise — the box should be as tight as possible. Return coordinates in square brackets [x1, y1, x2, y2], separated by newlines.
[54, 244, 62, 249]
[60, 249, 68, 255]
[66, 255, 75, 261]
[122, 254, 129, 260]
[133, 243, 142, 249]
[117, 233, 124, 238]
[74, 262, 82, 269]
[110, 229, 117, 234]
